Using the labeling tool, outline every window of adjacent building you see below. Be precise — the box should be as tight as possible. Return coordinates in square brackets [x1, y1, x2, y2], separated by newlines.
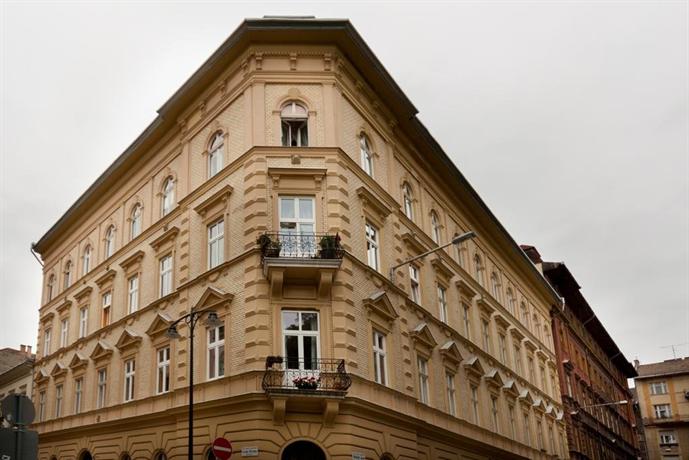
[46, 274, 55, 302]
[74, 378, 83, 414]
[508, 403, 516, 439]
[430, 211, 441, 244]
[481, 318, 491, 353]
[101, 291, 112, 328]
[654, 404, 672, 418]
[498, 333, 508, 364]
[418, 356, 430, 404]
[372, 330, 387, 386]
[462, 303, 472, 340]
[82, 245, 92, 275]
[650, 381, 668, 395]
[157, 346, 171, 394]
[402, 182, 414, 220]
[470, 384, 480, 424]
[159, 255, 173, 297]
[281, 101, 308, 147]
[360, 134, 374, 177]
[130, 204, 142, 240]
[123, 359, 135, 402]
[490, 272, 501, 301]
[161, 177, 175, 216]
[97, 368, 107, 409]
[60, 318, 69, 348]
[64, 261, 72, 289]
[474, 254, 484, 285]
[208, 132, 224, 178]
[208, 324, 225, 380]
[514, 345, 522, 374]
[79, 307, 88, 338]
[279, 196, 316, 256]
[506, 288, 515, 315]
[208, 219, 224, 269]
[104, 225, 116, 258]
[490, 395, 500, 432]
[523, 413, 531, 446]
[55, 384, 63, 418]
[659, 431, 678, 444]
[43, 328, 51, 356]
[128, 275, 139, 314]
[409, 265, 420, 303]
[438, 286, 448, 323]
[446, 372, 456, 416]
[282, 311, 319, 372]
[38, 390, 46, 421]
[365, 222, 380, 271]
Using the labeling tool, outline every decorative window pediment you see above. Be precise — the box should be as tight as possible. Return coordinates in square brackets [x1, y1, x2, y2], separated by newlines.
[483, 368, 505, 388]
[193, 286, 234, 311]
[56, 300, 72, 315]
[194, 185, 233, 218]
[439, 340, 463, 367]
[363, 291, 399, 324]
[477, 296, 496, 316]
[431, 257, 453, 281]
[502, 379, 521, 398]
[518, 389, 534, 405]
[535, 348, 548, 360]
[50, 361, 68, 378]
[150, 226, 180, 252]
[268, 167, 326, 191]
[115, 329, 143, 352]
[556, 410, 565, 422]
[69, 352, 88, 370]
[40, 311, 55, 325]
[532, 398, 547, 413]
[119, 250, 145, 274]
[146, 312, 174, 338]
[509, 326, 525, 342]
[523, 339, 537, 352]
[95, 269, 117, 289]
[545, 403, 557, 418]
[411, 322, 437, 350]
[494, 313, 510, 329]
[455, 278, 476, 301]
[357, 186, 392, 224]
[34, 368, 49, 384]
[562, 358, 573, 371]
[463, 354, 485, 377]
[90, 340, 114, 363]
[74, 285, 93, 304]
[401, 232, 428, 256]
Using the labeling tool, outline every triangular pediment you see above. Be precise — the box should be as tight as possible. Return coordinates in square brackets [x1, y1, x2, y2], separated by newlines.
[90, 340, 114, 362]
[363, 291, 399, 323]
[69, 352, 88, 370]
[483, 368, 505, 387]
[50, 361, 67, 377]
[193, 286, 234, 310]
[401, 232, 429, 256]
[502, 379, 521, 398]
[532, 398, 547, 412]
[411, 323, 437, 350]
[431, 258, 453, 281]
[146, 312, 174, 338]
[519, 389, 534, 405]
[545, 403, 557, 418]
[462, 354, 485, 377]
[34, 368, 49, 383]
[116, 328, 143, 352]
[439, 341, 463, 366]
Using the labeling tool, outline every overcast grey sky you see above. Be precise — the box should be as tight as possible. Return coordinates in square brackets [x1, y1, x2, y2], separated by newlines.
[1, 2, 687, 367]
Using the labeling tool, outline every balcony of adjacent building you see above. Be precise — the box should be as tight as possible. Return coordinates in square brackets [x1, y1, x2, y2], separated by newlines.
[262, 355, 351, 426]
[258, 232, 343, 299]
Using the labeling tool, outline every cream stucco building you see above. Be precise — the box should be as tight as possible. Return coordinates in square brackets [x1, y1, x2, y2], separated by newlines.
[32, 17, 568, 460]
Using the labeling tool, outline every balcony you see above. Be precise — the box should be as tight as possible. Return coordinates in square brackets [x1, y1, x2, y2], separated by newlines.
[258, 233, 343, 299]
[262, 356, 352, 425]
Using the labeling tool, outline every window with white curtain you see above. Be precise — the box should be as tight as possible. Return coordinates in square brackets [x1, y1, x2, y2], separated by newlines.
[418, 356, 429, 404]
[208, 325, 225, 380]
[104, 226, 116, 258]
[373, 330, 387, 386]
[281, 101, 308, 147]
[128, 275, 139, 313]
[161, 177, 175, 216]
[159, 255, 173, 297]
[360, 134, 373, 177]
[124, 359, 135, 402]
[208, 132, 224, 178]
[157, 346, 171, 394]
[130, 204, 142, 240]
[208, 219, 224, 269]
[365, 222, 379, 271]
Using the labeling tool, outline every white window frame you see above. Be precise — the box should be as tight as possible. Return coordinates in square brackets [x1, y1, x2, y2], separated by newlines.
[471, 384, 480, 424]
[60, 318, 69, 348]
[157, 346, 171, 394]
[418, 356, 430, 404]
[491, 272, 501, 301]
[278, 196, 316, 256]
[438, 285, 448, 323]
[650, 381, 668, 395]
[46, 275, 55, 302]
[654, 404, 672, 419]
[446, 372, 456, 416]
[63, 261, 72, 289]
[105, 226, 115, 258]
[430, 211, 441, 244]
[514, 345, 523, 374]
[481, 318, 491, 353]
[409, 265, 420, 303]
[360, 134, 374, 177]
[499, 333, 508, 364]
[79, 307, 88, 338]
[280, 101, 308, 147]
[207, 325, 225, 380]
[365, 222, 380, 271]
[161, 177, 175, 216]
[523, 413, 531, 446]
[130, 204, 142, 240]
[659, 431, 678, 444]
[82, 246, 91, 275]
[403, 182, 414, 220]
[462, 303, 472, 340]
[159, 255, 173, 297]
[123, 359, 135, 402]
[74, 377, 83, 414]
[55, 384, 63, 418]
[208, 219, 225, 269]
[101, 291, 112, 327]
[208, 132, 224, 178]
[43, 328, 51, 356]
[97, 368, 107, 409]
[373, 330, 387, 386]
[128, 275, 139, 314]
[508, 403, 516, 439]
[474, 255, 484, 285]
[491, 394, 500, 432]
[281, 310, 320, 372]
[38, 390, 46, 421]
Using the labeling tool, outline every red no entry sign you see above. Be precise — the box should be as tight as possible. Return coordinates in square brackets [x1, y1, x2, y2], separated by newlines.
[212, 437, 233, 460]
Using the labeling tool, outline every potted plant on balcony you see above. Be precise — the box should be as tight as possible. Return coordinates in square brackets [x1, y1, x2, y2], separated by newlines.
[292, 375, 320, 390]
[257, 234, 282, 258]
[319, 233, 341, 259]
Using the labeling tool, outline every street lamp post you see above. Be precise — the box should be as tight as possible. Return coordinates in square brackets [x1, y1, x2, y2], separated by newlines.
[388, 231, 476, 283]
[166, 308, 223, 460]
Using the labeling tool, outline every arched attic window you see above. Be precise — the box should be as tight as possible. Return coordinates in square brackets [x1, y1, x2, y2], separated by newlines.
[281, 101, 308, 147]
[402, 182, 414, 220]
[430, 211, 441, 244]
[490, 272, 501, 301]
[104, 225, 116, 258]
[63, 260, 72, 289]
[47, 274, 56, 302]
[208, 131, 224, 178]
[506, 288, 516, 315]
[161, 177, 175, 216]
[130, 204, 142, 240]
[82, 245, 92, 275]
[474, 254, 485, 286]
[360, 133, 373, 177]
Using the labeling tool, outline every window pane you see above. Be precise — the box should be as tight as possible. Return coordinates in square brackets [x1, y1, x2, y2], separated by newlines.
[209, 348, 216, 378]
[298, 198, 314, 220]
[218, 345, 225, 376]
[285, 335, 299, 369]
[301, 312, 318, 331]
[280, 199, 295, 219]
[303, 336, 318, 369]
[282, 311, 299, 331]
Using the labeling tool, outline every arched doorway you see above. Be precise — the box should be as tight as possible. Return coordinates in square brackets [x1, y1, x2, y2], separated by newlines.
[78, 451, 93, 460]
[281, 440, 326, 460]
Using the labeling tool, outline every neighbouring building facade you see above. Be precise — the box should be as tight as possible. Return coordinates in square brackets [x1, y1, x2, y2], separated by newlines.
[635, 357, 689, 460]
[0, 345, 35, 404]
[526, 249, 639, 460]
[31, 17, 568, 460]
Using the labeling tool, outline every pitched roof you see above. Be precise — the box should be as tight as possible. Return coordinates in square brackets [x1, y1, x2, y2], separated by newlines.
[636, 357, 689, 379]
[0, 348, 33, 375]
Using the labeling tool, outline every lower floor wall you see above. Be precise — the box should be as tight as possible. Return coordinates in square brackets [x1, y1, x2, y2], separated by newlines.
[643, 423, 689, 460]
[37, 394, 556, 460]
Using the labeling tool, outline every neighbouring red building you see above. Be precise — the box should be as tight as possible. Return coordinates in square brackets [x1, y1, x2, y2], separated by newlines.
[523, 246, 640, 460]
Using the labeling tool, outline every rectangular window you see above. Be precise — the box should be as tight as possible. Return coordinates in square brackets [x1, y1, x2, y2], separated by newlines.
[74, 378, 83, 414]
[60, 318, 69, 348]
[127, 275, 139, 313]
[537, 420, 544, 449]
[491, 395, 500, 432]
[97, 368, 107, 409]
[508, 404, 516, 439]
[523, 413, 531, 446]
[409, 265, 420, 303]
[160, 255, 173, 297]
[654, 404, 672, 418]
[650, 381, 668, 395]
[43, 328, 51, 356]
[514, 345, 522, 374]
[279, 196, 316, 257]
[365, 223, 379, 271]
[540, 366, 547, 392]
[124, 359, 135, 402]
[548, 425, 556, 454]
[446, 372, 456, 416]
[373, 330, 387, 386]
[282, 310, 320, 375]
[471, 384, 480, 424]
[499, 333, 507, 364]
[208, 219, 224, 269]
[208, 325, 225, 380]
[79, 307, 88, 338]
[462, 303, 471, 340]
[38, 390, 46, 421]
[659, 431, 678, 444]
[528, 356, 536, 382]
[101, 291, 112, 327]
[481, 319, 491, 353]
[418, 357, 429, 404]
[157, 346, 171, 394]
[55, 384, 63, 418]
[438, 286, 448, 323]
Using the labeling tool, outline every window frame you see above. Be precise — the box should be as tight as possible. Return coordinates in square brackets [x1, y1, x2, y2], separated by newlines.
[104, 225, 116, 258]
[59, 318, 69, 348]
[207, 218, 225, 269]
[207, 325, 225, 380]
[280, 101, 309, 147]
[372, 330, 387, 386]
[74, 377, 83, 414]
[438, 285, 448, 323]
[365, 222, 380, 271]
[360, 134, 374, 177]
[156, 346, 171, 394]
[127, 275, 139, 314]
[130, 204, 142, 240]
[417, 356, 430, 404]
[97, 368, 107, 409]
[55, 384, 63, 418]
[402, 182, 414, 220]
[161, 177, 175, 217]
[101, 291, 112, 328]
[159, 254, 173, 297]
[446, 371, 456, 416]
[123, 359, 135, 402]
[207, 132, 224, 178]
[79, 307, 88, 338]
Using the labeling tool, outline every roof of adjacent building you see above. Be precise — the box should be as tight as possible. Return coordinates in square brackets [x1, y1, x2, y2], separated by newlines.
[636, 357, 689, 379]
[0, 347, 34, 375]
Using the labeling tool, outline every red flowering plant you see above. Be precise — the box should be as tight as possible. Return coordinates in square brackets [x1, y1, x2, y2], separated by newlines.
[292, 375, 320, 390]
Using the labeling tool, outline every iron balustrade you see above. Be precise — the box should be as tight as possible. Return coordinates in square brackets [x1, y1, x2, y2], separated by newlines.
[262, 356, 352, 394]
[258, 232, 343, 260]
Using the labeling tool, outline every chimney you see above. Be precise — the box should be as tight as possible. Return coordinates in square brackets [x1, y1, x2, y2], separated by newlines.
[26, 345, 32, 355]
[20, 344, 25, 352]
[634, 359, 640, 370]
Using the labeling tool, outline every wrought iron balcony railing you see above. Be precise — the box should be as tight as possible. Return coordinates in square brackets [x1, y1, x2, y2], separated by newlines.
[262, 356, 352, 395]
[257, 232, 343, 260]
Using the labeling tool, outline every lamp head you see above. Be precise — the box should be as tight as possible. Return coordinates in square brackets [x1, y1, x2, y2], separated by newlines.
[204, 311, 222, 328]
[452, 231, 477, 245]
[165, 325, 181, 339]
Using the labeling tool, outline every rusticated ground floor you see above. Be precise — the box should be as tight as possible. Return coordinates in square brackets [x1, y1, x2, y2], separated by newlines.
[36, 393, 549, 460]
